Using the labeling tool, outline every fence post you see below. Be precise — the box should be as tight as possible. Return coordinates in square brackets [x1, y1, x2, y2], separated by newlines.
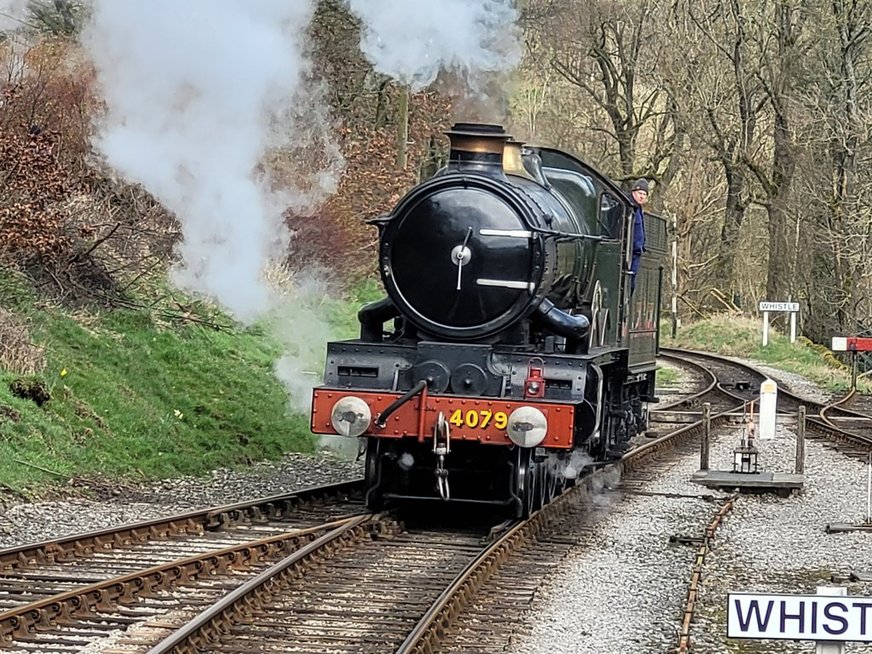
[700, 403, 711, 471]
[795, 406, 806, 474]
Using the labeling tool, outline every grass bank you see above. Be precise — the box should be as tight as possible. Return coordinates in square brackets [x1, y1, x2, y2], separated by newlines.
[0, 271, 381, 495]
[663, 314, 859, 393]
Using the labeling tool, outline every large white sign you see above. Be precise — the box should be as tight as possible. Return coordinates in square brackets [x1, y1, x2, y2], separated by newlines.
[759, 301, 800, 312]
[728, 593, 872, 641]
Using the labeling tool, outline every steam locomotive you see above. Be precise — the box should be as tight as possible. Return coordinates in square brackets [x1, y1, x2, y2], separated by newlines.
[310, 123, 665, 516]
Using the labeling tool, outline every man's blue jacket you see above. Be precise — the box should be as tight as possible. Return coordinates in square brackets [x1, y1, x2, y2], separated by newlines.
[629, 203, 645, 292]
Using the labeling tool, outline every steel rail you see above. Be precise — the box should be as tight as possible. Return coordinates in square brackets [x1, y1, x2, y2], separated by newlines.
[654, 352, 718, 411]
[394, 518, 528, 654]
[664, 347, 872, 452]
[394, 461, 606, 654]
[0, 515, 360, 644]
[0, 478, 364, 572]
[675, 494, 737, 653]
[145, 514, 388, 654]
[660, 347, 819, 411]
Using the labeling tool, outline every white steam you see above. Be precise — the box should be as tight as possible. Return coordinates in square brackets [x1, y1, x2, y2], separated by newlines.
[271, 272, 336, 413]
[0, 0, 28, 31]
[81, 0, 523, 424]
[345, 0, 522, 92]
[558, 450, 594, 480]
[83, 0, 342, 323]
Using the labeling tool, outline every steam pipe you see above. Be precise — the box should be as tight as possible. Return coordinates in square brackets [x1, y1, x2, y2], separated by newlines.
[536, 298, 590, 353]
[376, 380, 427, 428]
[358, 297, 399, 342]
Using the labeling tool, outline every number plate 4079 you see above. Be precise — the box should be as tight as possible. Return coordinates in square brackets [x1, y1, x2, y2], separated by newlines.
[449, 409, 508, 430]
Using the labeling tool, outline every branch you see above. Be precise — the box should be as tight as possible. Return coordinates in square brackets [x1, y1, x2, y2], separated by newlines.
[67, 222, 120, 264]
[743, 156, 775, 197]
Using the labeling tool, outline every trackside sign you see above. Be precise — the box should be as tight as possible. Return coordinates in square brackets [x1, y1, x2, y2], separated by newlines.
[759, 301, 800, 312]
[728, 593, 872, 641]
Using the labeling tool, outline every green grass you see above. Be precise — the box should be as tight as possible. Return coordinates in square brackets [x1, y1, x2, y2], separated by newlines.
[664, 314, 862, 393]
[0, 272, 384, 495]
[656, 366, 680, 386]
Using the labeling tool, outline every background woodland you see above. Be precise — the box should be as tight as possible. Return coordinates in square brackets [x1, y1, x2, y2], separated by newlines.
[1, 0, 871, 345]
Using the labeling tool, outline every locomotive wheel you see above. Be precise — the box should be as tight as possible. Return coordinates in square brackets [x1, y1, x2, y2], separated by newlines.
[541, 462, 561, 505]
[515, 449, 540, 518]
[364, 437, 384, 512]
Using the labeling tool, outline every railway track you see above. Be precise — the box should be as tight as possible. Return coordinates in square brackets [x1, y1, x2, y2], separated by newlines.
[655, 348, 872, 652]
[0, 481, 365, 650]
[5, 349, 872, 653]
[0, 417, 723, 652]
[130, 365, 754, 654]
[660, 348, 872, 456]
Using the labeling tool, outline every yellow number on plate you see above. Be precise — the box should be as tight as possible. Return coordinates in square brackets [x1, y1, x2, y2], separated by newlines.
[447, 409, 509, 430]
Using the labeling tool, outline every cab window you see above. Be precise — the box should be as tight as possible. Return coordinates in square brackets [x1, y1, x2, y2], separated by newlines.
[600, 192, 624, 239]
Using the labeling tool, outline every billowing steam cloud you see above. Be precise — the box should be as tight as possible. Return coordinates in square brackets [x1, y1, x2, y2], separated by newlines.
[82, 0, 522, 421]
[345, 0, 522, 92]
[83, 0, 341, 323]
[555, 451, 594, 480]
[0, 0, 29, 31]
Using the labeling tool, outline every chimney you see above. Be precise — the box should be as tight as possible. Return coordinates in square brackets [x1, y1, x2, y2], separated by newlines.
[445, 123, 509, 175]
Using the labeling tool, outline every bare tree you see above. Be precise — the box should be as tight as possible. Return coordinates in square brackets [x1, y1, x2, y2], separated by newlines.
[520, 0, 677, 188]
[664, 0, 768, 297]
[794, 0, 872, 339]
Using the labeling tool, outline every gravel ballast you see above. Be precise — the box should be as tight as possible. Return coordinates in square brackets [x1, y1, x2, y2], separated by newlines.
[510, 416, 872, 653]
[0, 451, 363, 548]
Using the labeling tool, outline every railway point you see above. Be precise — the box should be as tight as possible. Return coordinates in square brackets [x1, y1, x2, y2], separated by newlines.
[690, 382, 805, 496]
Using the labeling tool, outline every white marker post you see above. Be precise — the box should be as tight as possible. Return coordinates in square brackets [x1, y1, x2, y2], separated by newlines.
[758, 379, 778, 440]
[759, 301, 800, 346]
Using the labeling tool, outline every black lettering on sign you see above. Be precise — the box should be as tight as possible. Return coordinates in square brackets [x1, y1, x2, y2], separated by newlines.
[854, 601, 872, 635]
[734, 599, 774, 632]
[780, 600, 805, 633]
[823, 602, 849, 635]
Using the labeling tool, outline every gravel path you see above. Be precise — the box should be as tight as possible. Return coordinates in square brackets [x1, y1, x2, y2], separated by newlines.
[510, 410, 872, 652]
[694, 428, 872, 653]
[0, 451, 362, 547]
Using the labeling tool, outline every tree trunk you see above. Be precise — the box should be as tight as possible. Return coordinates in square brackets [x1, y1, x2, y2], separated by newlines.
[715, 162, 747, 291]
[765, 111, 795, 301]
[395, 86, 409, 170]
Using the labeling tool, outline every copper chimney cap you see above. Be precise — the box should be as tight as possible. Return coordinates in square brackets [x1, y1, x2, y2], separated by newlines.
[446, 123, 510, 161]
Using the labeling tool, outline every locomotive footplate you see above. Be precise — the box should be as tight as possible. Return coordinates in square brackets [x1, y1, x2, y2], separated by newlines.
[311, 388, 575, 448]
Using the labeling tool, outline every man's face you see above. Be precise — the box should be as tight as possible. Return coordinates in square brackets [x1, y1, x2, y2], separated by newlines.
[632, 189, 648, 205]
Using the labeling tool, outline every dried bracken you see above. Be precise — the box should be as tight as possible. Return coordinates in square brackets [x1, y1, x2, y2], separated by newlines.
[0, 308, 46, 375]
[0, 123, 73, 266]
